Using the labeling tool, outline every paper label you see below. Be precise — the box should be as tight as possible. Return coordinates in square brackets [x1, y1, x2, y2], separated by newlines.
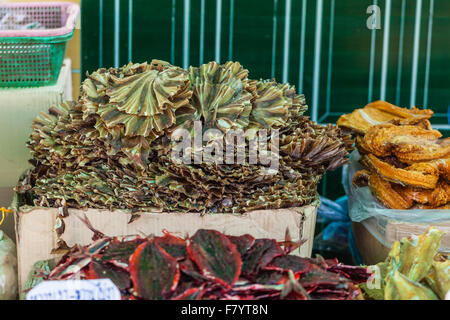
[26, 279, 121, 300]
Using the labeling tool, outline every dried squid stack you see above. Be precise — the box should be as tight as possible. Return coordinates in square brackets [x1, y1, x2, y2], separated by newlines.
[337, 101, 450, 210]
[16, 59, 352, 213]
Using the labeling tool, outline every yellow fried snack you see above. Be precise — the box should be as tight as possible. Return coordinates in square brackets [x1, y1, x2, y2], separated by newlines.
[363, 227, 448, 300]
[397, 228, 443, 282]
[385, 269, 439, 300]
[424, 257, 450, 299]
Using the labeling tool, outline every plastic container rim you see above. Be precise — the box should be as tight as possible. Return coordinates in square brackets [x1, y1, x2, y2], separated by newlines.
[0, 2, 79, 38]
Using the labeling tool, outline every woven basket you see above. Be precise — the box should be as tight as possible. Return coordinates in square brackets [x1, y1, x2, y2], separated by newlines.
[0, 2, 79, 87]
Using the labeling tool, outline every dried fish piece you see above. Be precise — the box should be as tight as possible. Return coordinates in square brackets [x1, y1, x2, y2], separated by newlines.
[360, 124, 442, 157]
[390, 227, 443, 282]
[174, 61, 254, 134]
[280, 117, 353, 173]
[367, 171, 414, 210]
[394, 138, 450, 164]
[337, 101, 434, 135]
[343, 102, 450, 209]
[364, 154, 439, 189]
[394, 181, 450, 208]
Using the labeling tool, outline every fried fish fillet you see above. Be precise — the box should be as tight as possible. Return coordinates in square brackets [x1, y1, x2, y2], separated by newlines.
[364, 154, 439, 189]
[393, 138, 450, 164]
[353, 169, 450, 209]
[393, 181, 450, 208]
[360, 124, 442, 157]
[430, 158, 450, 181]
[337, 101, 433, 134]
[367, 172, 414, 209]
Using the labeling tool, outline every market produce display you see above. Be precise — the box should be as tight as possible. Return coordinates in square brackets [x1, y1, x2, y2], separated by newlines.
[361, 227, 449, 300]
[338, 101, 450, 209]
[23, 228, 370, 300]
[15, 59, 352, 213]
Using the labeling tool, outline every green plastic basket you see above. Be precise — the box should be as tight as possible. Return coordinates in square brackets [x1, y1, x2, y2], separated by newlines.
[0, 2, 79, 88]
[0, 33, 73, 87]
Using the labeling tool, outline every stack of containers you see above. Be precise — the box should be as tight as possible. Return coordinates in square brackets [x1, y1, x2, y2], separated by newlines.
[0, 2, 79, 243]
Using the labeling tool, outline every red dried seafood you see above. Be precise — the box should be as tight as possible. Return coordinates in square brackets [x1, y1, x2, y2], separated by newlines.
[129, 241, 180, 300]
[187, 229, 242, 286]
[38, 229, 370, 300]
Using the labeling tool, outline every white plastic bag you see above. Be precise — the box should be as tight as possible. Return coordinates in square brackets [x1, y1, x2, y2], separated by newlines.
[0, 230, 17, 300]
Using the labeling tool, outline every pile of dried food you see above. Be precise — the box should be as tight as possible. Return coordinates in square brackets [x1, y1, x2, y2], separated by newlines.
[338, 101, 450, 209]
[361, 227, 449, 300]
[23, 228, 370, 300]
[15, 60, 352, 213]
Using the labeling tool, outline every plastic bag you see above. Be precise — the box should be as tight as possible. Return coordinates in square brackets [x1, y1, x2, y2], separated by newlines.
[343, 150, 450, 251]
[0, 230, 17, 300]
[344, 151, 450, 224]
[0, 12, 44, 30]
[313, 196, 363, 265]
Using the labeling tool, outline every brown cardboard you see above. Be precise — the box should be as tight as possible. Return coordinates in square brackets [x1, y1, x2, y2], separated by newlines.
[15, 205, 317, 292]
[352, 218, 450, 265]
[352, 222, 390, 265]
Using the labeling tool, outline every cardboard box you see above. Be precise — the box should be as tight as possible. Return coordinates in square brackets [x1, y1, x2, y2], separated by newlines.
[352, 218, 450, 265]
[15, 204, 317, 292]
